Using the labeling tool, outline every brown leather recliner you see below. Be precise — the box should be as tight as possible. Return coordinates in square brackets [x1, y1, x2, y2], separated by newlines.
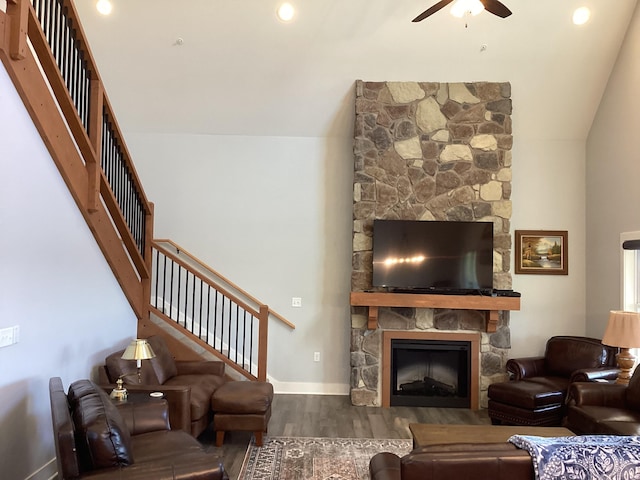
[370, 443, 535, 480]
[565, 366, 640, 435]
[487, 336, 618, 426]
[98, 335, 227, 437]
[49, 377, 228, 480]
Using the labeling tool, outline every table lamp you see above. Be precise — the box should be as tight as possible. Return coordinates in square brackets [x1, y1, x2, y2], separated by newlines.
[601, 310, 640, 385]
[110, 338, 156, 400]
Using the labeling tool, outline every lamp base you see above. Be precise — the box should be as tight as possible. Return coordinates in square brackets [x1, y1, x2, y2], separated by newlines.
[110, 377, 128, 400]
[615, 348, 636, 385]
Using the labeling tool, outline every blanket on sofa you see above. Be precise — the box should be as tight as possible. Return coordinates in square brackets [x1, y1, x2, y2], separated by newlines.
[509, 434, 640, 480]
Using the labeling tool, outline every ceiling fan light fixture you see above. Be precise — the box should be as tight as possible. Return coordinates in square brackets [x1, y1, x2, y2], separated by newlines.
[450, 0, 485, 18]
[96, 0, 112, 16]
[276, 2, 295, 23]
[573, 7, 591, 25]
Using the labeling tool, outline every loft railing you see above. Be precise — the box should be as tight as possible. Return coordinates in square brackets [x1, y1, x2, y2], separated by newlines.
[150, 240, 296, 381]
[1, 0, 152, 318]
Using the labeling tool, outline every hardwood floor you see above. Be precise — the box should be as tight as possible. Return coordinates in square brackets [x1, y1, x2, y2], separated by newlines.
[200, 393, 491, 479]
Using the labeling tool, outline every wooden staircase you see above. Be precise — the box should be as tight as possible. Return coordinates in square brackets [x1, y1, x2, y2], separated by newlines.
[0, 0, 293, 380]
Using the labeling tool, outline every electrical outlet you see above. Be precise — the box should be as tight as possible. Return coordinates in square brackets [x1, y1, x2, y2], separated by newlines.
[0, 325, 19, 348]
[292, 297, 302, 307]
[314, 351, 320, 362]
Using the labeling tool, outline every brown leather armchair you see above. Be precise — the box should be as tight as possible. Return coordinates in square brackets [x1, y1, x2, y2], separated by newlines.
[98, 335, 227, 437]
[487, 336, 618, 426]
[565, 366, 640, 435]
[49, 377, 228, 479]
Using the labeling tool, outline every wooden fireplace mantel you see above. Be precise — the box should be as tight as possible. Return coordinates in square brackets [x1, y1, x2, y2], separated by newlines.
[350, 291, 520, 332]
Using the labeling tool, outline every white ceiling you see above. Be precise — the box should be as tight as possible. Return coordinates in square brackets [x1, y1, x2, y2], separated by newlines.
[73, 0, 638, 140]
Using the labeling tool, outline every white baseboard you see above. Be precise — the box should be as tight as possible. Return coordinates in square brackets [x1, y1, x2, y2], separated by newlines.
[25, 457, 57, 480]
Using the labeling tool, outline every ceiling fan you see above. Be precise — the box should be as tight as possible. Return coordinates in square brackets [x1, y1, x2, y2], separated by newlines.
[413, 0, 512, 22]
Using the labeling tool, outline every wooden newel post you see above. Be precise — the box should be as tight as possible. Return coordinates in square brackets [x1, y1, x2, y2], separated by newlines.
[257, 305, 269, 382]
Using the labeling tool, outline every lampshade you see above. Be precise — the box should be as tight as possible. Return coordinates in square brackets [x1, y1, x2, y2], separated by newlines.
[121, 338, 156, 361]
[602, 311, 640, 348]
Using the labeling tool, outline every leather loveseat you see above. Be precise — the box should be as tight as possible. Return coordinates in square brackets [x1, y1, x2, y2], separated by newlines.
[565, 365, 640, 435]
[49, 377, 228, 479]
[370, 443, 535, 480]
[99, 335, 227, 437]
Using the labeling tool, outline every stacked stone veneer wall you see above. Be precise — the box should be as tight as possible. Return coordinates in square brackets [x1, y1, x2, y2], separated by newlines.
[351, 80, 513, 408]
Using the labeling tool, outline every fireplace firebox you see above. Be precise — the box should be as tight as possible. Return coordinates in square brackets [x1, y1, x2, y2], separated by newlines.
[390, 339, 471, 408]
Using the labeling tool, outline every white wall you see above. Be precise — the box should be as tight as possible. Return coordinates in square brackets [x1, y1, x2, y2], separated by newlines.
[129, 133, 354, 393]
[0, 65, 137, 479]
[586, 2, 640, 337]
[510, 138, 587, 355]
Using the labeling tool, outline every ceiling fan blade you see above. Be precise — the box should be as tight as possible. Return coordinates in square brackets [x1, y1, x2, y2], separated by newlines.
[479, 0, 512, 18]
[412, 0, 455, 22]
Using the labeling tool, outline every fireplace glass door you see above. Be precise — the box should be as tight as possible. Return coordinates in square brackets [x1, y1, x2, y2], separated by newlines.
[390, 339, 471, 408]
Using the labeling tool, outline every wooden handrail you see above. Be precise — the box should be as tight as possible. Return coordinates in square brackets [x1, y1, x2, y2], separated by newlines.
[154, 239, 296, 330]
[153, 242, 262, 318]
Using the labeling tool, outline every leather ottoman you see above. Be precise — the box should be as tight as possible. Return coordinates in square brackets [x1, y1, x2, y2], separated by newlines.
[488, 380, 565, 426]
[211, 381, 274, 446]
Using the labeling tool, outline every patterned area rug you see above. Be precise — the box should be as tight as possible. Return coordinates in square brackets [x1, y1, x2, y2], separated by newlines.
[238, 437, 412, 480]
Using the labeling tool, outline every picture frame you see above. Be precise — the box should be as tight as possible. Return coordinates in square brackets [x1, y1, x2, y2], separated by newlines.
[515, 230, 568, 275]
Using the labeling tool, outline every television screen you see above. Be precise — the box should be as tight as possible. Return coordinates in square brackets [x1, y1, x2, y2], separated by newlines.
[372, 220, 494, 293]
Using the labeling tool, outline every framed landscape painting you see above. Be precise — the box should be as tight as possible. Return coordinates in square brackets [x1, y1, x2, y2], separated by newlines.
[515, 230, 568, 275]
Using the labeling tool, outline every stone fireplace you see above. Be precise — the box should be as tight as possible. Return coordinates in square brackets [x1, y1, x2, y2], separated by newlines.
[350, 80, 513, 408]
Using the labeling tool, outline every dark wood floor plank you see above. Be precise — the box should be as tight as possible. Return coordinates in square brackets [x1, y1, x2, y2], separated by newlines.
[202, 393, 490, 479]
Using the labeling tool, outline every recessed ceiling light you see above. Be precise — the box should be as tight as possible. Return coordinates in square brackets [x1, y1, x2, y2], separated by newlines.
[276, 2, 295, 22]
[573, 7, 591, 25]
[96, 0, 112, 16]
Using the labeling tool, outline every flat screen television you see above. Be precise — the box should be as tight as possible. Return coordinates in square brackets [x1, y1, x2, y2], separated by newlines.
[372, 220, 494, 294]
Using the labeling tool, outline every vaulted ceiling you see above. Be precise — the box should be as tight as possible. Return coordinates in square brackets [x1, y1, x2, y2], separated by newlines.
[74, 0, 638, 140]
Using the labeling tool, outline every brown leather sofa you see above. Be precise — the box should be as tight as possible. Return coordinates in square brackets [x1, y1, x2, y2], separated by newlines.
[370, 443, 535, 480]
[98, 335, 227, 437]
[487, 336, 618, 426]
[565, 366, 640, 435]
[49, 377, 228, 479]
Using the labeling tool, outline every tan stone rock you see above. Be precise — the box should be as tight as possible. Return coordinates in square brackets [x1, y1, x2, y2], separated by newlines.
[492, 200, 512, 218]
[387, 82, 425, 103]
[353, 183, 361, 202]
[480, 181, 503, 201]
[440, 144, 473, 162]
[504, 150, 512, 167]
[431, 129, 450, 142]
[493, 251, 503, 274]
[419, 210, 436, 221]
[436, 84, 448, 105]
[415, 309, 434, 329]
[351, 314, 367, 329]
[353, 232, 372, 251]
[416, 97, 447, 134]
[449, 83, 480, 104]
[497, 168, 512, 181]
[470, 134, 498, 151]
[394, 136, 423, 159]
